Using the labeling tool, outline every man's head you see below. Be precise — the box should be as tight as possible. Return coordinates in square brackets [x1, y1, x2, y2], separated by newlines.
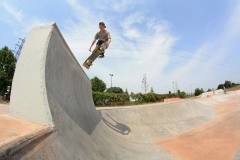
[99, 22, 106, 31]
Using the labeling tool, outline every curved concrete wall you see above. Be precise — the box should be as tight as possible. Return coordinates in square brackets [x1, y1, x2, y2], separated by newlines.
[9, 23, 216, 160]
[10, 23, 54, 126]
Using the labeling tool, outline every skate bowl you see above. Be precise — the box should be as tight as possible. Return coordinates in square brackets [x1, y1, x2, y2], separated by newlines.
[1, 23, 240, 160]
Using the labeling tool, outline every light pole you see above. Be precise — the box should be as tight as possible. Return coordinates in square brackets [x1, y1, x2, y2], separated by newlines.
[172, 82, 175, 94]
[109, 74, 113, 88]
[190, 84, 192, 96]
[175, 81, 178, 92]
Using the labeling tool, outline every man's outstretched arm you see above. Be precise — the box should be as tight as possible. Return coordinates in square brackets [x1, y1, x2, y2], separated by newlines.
[106, 38, 111, 47]
[89, 39, 97, 52]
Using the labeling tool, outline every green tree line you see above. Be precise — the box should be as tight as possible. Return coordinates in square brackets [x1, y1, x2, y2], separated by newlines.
[91, 76, 187, 107]
[0, 46, 16, 95]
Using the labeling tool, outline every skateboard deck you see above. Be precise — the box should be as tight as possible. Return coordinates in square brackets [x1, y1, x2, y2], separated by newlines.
[83, 44, 106, 69]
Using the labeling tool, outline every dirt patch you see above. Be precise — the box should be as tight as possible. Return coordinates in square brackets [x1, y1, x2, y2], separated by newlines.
[0, 96, 9, 104]
[227, 85, 240, 92]
[0, 97, 4, 104]
[157, 95, 240, 160]
[164, 98, 182, 103]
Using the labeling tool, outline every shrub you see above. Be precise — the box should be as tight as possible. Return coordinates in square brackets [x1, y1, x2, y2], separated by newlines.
[179, 91, 187, 98]
[93, 91, 184, 107]
[92, 91, 130, 106]
[130, 93, 171, 103]
[194, 88, 204, 96]
[106, 87, 123, 94]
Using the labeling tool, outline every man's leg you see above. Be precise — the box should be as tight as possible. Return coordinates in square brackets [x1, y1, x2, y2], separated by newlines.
[84, 44, 100, 67]
[99, 43, 108, 58]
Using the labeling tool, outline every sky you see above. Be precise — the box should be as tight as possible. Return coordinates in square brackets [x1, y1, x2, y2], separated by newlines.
[0, 0, 240, 94]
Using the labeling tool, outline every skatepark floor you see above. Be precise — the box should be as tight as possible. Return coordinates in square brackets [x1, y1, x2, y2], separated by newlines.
[1, 23, 240, 160]
[157, 94, 240, 160]
[1, 92, 240, 159]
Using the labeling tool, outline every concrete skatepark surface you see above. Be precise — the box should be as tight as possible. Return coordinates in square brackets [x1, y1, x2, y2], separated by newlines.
[0, 23, 240, 160]
[158, 95, 240, 160]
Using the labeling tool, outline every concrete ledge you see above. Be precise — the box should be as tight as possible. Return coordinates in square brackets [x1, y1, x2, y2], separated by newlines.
[0, 114, 53, 159]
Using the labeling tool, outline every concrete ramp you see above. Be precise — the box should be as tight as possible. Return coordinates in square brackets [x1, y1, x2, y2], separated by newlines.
[7, 23, 218, 159]
[9, 23, 170, 159]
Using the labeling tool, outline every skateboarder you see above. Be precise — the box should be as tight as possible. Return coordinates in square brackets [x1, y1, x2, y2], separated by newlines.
[83, 22, 111, 69]
[89, 22, 111, 58]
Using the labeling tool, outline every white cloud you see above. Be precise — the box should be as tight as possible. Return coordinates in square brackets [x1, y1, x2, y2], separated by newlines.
[111, 0, 136, 12]
[93, 0, 140, 12]
[166, 1, 240, 92]
[63, 1, 177, 93]
[121, 12, 144, 39]
[63, 0, 100, 61]
[2, 3, 23, 22]
[225, 1, 240, 38]
[2, 0, 237, 94]
[0, 2, 48, 38]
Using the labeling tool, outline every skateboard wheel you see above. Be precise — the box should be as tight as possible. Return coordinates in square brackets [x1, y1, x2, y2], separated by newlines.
[86, 60, 93, 65]
[83, 63, 90, 69]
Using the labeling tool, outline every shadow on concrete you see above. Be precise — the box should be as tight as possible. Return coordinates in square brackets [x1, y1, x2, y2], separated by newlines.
[101, 113, 131, 135]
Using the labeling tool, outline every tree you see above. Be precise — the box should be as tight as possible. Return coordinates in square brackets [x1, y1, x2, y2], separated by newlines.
[91, 76, 106, 92]
[194, 88, 204, 96]
[150, 87, 154, 93]
[142, 73, 149, 93]
[217, 80, 240, 89]
[106, 87, 123, 94]
[125, 88, 129, 94]
[0, 46, 16, 95]
[177, 89, 180, 95]
[130, 92, 135, 101]
[123, 88, 130, 102]
[207, 88, 212, 92]
[179, 91, 186, 98]
[217, 84, 224, 90]
[169, 91, 171, 94]
[224, 80, 232, 88]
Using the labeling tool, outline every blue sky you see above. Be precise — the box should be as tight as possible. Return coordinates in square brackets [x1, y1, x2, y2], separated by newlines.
[1, 0, 240, 94]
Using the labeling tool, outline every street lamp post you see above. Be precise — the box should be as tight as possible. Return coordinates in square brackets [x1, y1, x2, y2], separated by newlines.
[172, 82, 175, 94]
[109, 74, 113, 88]
[190, 84, 192, 96]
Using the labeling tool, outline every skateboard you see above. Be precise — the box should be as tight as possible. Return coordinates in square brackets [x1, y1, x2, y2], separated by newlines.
[83, 44, 106, 69]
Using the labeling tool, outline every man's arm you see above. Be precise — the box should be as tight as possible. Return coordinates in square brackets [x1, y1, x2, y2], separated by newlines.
[89, 39, 97, 52]
[106, 32, 111, 47]
[106, 38, 111, 47]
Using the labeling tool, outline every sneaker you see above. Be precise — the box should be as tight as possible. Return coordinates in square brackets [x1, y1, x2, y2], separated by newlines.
[98, 47, 105, 58]
[99, 53, 105, 58]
